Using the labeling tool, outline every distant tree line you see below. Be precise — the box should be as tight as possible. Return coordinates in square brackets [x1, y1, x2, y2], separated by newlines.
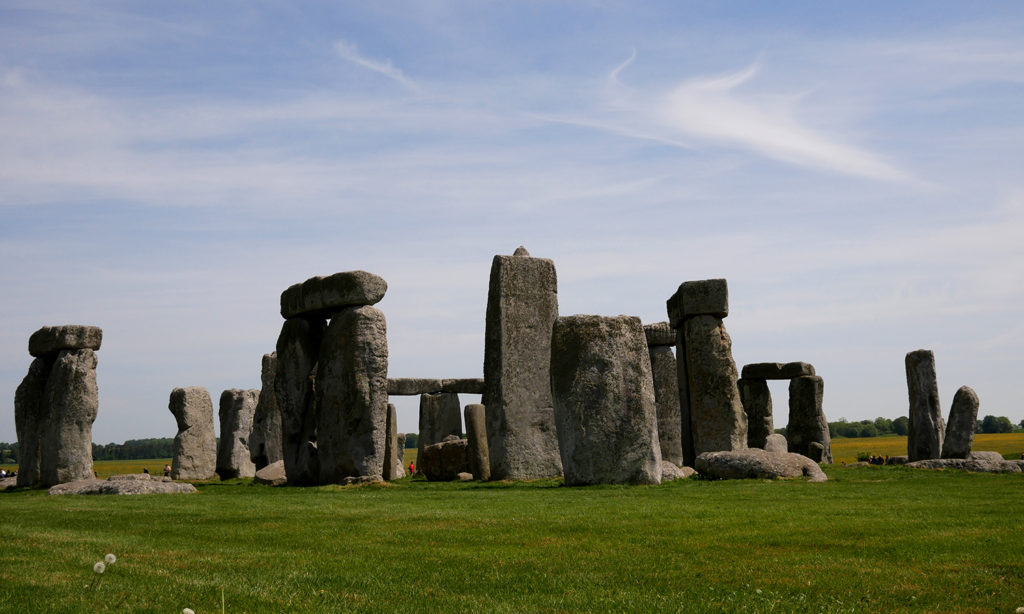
[820, 415, 1023, 438]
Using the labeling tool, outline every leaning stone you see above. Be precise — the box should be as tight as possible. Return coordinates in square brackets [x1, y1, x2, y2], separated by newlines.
[421, 437, 471, 481]
[905, 349, 945, 461]
[968, 451, 1004, 462]
[48, 479, 197, 495]
[254, 460, 287, 486]
[28, 325, 103, 358]
[905, 458, 1021, 473]
[740, 362, 815, 380]
[649, 345, 682, 466]
[275, 317, 324, 486]
[643, 322, 676, 347]
[316, 305, 389, 483]
[942, 386, 978, 459]
[280, 270, 388, 319]
[764, 433, 788, 454]
[696, 449, 827, 482]
[417, 392, 463, 476]
[682, 315, 747, 457]
[787, 376, 832, 464]
[550, 315, 661, 486]
[387, 378, 443, 395]
[40, 349, 99, 486]
[738, 378, 773, 449]
[483, 248, 563, 480]
[441, 378, 486, 394]
[666, 279, 728, 326]
[383, 404, 400, 481]
[15, 357, 51, 487]
[169, 387, 216, 480]
[464, 404, 490, 481]
[250, 353, 283, 470]
[216, 389, 259, 480]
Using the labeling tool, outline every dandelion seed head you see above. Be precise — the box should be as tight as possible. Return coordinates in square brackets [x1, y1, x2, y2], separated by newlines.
[1014, 607, 1024, 614]
[104, 553, 117, 565]
[93, 561, 105, 574]
[183, 608, 195, 614]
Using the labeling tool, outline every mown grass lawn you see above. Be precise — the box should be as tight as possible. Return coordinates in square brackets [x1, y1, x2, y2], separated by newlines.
[2, 464, 1023, 613]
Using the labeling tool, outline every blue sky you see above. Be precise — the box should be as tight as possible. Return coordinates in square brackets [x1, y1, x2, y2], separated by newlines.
[2, 2, 1023, 444]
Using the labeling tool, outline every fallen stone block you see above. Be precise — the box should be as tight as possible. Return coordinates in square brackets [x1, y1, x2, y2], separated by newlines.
[695, 449, 827, 482]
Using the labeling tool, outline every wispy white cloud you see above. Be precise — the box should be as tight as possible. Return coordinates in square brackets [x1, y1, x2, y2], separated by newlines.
[334, 39, 419, 92]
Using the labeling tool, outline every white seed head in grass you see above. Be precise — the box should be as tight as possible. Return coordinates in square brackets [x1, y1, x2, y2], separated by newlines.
[1014, 608, 1024, 614]
[93, 561, 105, 574]
[104, 553, 117, 565]
[183, 608, 195, 614]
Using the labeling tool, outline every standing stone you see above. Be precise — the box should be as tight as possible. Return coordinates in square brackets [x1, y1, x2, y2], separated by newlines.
[942, 386, 979, 459]
[464, 403, 491, 481]
[274, 317, 324, 486]
[738, 378, 773, 449]
[673, 328, 696, 467]
[417, 392, 463, 476]
[39, 349, 99, 486]
[681, 315, 748, 457]
[420, 435, 471, 481]
[648, 343, 683, 466]
[384, 403, 400, 480]
[250, 352, 283, 470]
[787, 375, 832, 463]
[316, 305, 389, 483]
[396, 433, 407, 478]
[906, 349, 945, 461]
[216, 389, 258, 480]
[483, 246, 563, 480]
[550, 315, 661, 486]
[14, 357, 51, 487]
[169, 387, 216, 480]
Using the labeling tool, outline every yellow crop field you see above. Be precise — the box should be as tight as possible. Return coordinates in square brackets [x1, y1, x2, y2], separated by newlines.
[830, 432, 1024, 464]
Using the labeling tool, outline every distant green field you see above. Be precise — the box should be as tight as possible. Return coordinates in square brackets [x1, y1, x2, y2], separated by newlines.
[830, 432, 1024, 464]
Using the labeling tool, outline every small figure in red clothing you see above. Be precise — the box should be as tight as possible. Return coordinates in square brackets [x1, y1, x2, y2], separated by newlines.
[409, 461, 415, 475]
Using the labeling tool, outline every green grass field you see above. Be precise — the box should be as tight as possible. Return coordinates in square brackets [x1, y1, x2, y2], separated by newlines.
[830, 433, 1024, 464]
[2, 459, 1024, 612]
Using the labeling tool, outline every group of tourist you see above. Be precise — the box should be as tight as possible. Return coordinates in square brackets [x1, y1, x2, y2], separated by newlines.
[0, 468, 15, 479]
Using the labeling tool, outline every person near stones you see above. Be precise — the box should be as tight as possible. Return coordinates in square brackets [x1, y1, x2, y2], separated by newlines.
[163, 464, 172, 477]
[409, 461, 415, 475]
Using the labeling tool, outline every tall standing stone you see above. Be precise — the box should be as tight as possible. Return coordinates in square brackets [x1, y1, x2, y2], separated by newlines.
[316, 305, 389, 483]
[464, 403, 491, 481]
[550, 315, 661, 485]
[169, 387, 216, 480]
[417, 392, 463, 476]
[40, 349, 99, 486]
[942, 386, 979, 459]
[738, 378, 773, 449]
[645, 322, 682, 466]
[217, 389, 258, 480]
[384, 403, 401, 480]
[274, 317, 324, 486]
[14, 357, 51, 487]
[250, 352, 283, 470]
[906, 349, 944, 461]
[787, 376, 832, 464]
[483, 246, 563, 480]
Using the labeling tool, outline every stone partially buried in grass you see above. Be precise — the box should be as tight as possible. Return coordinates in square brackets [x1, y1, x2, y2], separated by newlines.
[48, 478, 197, 495]
[695, 449, 827, 482]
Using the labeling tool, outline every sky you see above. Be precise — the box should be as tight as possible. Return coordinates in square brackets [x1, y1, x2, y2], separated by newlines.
[2, 2, 1023, 444]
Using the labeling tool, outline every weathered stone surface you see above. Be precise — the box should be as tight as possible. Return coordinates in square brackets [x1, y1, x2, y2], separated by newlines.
[250, 353, 283, 470]
[417, 392, 463, 476]
[764, 433, 788, 454]
[683, 315, 747, 457]
[216, 389, 258, 480]
[673, 328, 696, 467]
[550, 315, 661, 486]
[254, 460, 287, 486]
[464, 404, 490, 481]
[968, 451, 1004, 462]
[15, 357, 50, 487]
[787, 376, 832, 464]
[483, 248, 563, 480]
[0, 476, 18, 490]
[169, 387, 216, 480]
[420, 436, 471, 481]
[280, 270, 387, 319]
[108, 473, 172, 482]
[905, 458, 1021, 473]
[666, 279, 728, 326]
[740, 362, 815, 380]
[48, 478, 197, 495]
[28, 325, 102, 358]
[942, 386, 978, 459]
[738, 378, 773, 449]
[906, 349, 945, 461]
[696, 449, 828, 482]
[395, 433, 407, 479]
[649, 345, 682, 466]
[643, 322, 676, 347]
[317, 305, 389, 483]
[384, 403, 401, 481]
[661, 461, 695, 482]
[807, 441, 825, 463]
[886, 455, 909, 465]
[275, 317, 324, 486]
[441, 378, 486, 394]
[387, 378, 443, 395]
[40, 349, 99, 486]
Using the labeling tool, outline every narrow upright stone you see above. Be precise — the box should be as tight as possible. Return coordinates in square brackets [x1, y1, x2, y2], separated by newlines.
[738, 378, 773, 449]
[906, 349, 944, 461]
[787, 376, 832, 464]
[169, 387, 216, 480]
[682, 315, 747, 456]
[649, 344, 683, 465]
[674, 328, 696, 467]
[550, 315, 661, 485]
[464, 403, 491, 481]
[417, 392, 463, 476]
[216, 389, 259, 480]
[40, 349, 99, 486]
[383, 403, 401, 480]
[643, 321, 676, 347]
[396, 433, 407, 478]
[316, 305, 389, 483]
[250, 353, 283, 470]
[14, 357, 51, 487]
[942, 386, 979, 459]
[274, 317, 325, 485]
[483, 247, 562, 480]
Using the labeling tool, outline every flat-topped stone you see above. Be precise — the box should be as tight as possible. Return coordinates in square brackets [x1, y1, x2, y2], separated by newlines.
[441, 378, 485, 394]
[48, 478, 197, 495]
[388, 378, 443, 396]
[741, 362, 815, 380]
[666, 279, 728, 326]
[643, 321, 676, 346]
[28, 325, 103, 357]
[280, 270, 387, 319]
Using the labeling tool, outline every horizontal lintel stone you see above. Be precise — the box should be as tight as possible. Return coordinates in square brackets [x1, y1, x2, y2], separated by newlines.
[280, 270, 387, 319]
[643, 322, 676, 347]
[28, 325, 103, 357]
[666, 279, 728, 326]
[740, 362, 816, 380]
